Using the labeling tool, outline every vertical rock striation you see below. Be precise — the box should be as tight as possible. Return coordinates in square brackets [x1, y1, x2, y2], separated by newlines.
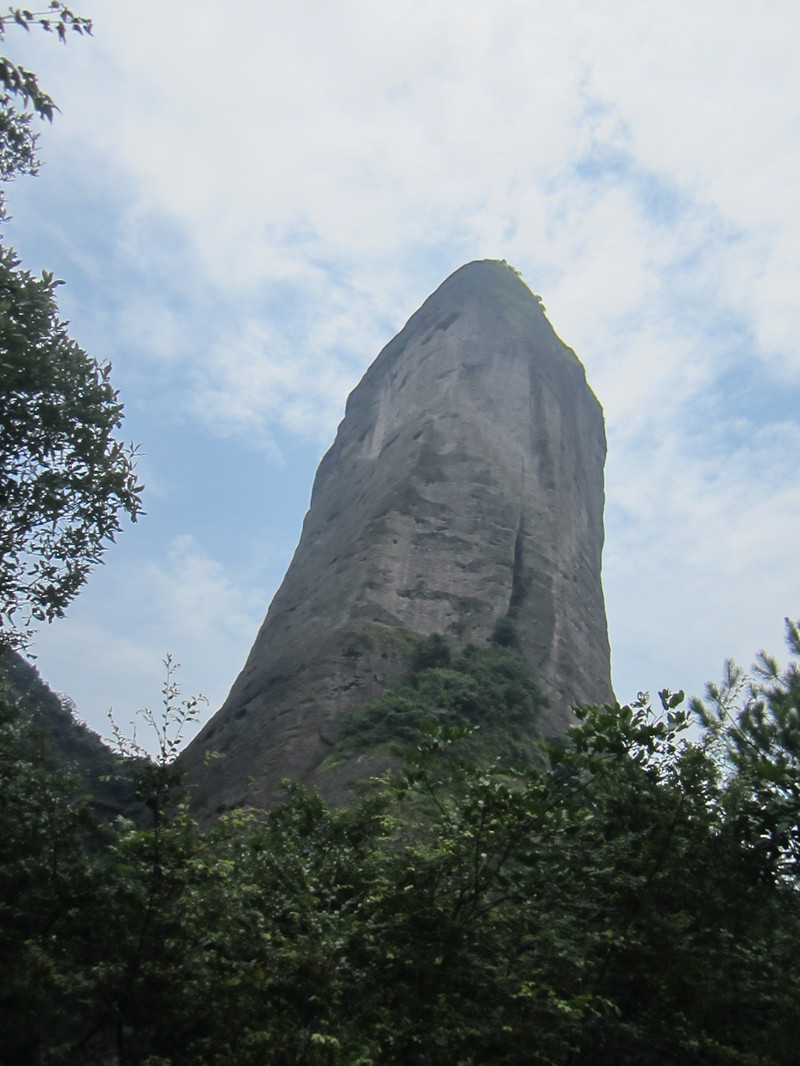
[183, 260, 613, 815]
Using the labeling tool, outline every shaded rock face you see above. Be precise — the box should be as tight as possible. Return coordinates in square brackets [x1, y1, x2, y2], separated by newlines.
[183, 260, 613, 815]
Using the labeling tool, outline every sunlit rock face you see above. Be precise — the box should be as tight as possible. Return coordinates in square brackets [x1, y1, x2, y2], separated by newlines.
[182, 260, 613, 815]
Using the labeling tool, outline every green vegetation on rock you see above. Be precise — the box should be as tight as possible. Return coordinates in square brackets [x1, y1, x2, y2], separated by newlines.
[330, 623, 548, 769]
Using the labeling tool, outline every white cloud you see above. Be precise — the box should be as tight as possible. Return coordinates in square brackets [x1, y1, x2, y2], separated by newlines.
[28, 534, 272, 752]
[605, 416, 800, 703]
[24, 1, 799, 409]
[147, 535, 263, 650]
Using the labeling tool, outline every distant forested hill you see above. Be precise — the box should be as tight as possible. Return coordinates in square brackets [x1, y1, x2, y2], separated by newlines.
[0, 650, 134, 817]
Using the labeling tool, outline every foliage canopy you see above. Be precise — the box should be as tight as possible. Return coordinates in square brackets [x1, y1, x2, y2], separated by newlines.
[2, 623, 800, 1064]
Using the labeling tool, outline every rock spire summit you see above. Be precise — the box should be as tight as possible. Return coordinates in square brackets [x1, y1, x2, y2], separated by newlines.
[183, 260, 613, 814]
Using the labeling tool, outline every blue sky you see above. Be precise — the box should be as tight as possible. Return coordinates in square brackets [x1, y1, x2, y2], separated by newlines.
[5, 0, 800, 748]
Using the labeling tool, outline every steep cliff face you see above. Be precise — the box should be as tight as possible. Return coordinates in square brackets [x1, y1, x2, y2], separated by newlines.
[183, 260, 613, 814]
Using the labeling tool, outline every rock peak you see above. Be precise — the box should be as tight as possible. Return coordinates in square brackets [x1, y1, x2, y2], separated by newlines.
[183, 262, 613, 816]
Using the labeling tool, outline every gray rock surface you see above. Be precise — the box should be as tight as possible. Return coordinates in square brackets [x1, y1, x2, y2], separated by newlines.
[182, 260, 613, 815]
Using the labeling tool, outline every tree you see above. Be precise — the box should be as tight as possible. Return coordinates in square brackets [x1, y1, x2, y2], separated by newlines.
[0, 686, 102, 1065]
[0, 5, 142, 650]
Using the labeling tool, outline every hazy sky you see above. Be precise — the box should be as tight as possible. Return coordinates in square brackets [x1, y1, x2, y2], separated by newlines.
[6, 1, 800, 748]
